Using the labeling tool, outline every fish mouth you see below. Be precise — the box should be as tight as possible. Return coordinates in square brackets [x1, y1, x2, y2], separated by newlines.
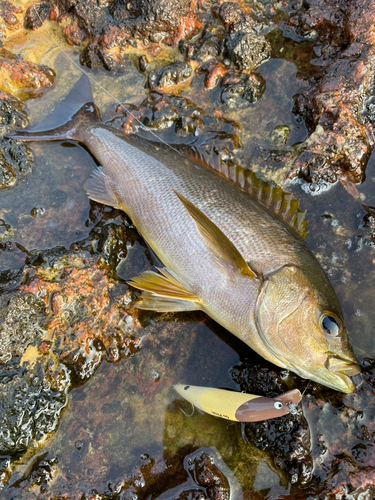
[324, 357, 361, 393]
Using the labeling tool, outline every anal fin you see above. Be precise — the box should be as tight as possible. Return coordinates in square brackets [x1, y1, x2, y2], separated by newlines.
[137, 293, 200, 312]
[84, 167, 120, 209]
[127, 267, 201, 312]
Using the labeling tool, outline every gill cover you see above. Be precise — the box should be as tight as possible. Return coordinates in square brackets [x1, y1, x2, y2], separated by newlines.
[255, 265, 310, 371]
[255, 265, 360, 393]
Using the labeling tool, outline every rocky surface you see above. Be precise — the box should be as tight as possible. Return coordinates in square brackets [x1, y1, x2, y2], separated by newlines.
[0, 0, 23, 38]
[0, 138, 33, 189]
[2, 0, 375, 497]
[218, 1, 271, 71]
[0, 92, 28, 129]
[0, 47, 55, 100]
[281, 0, 375, 191]
[146, 60, 193, 90]
[18, 0, 375, 188]
[107, 91, 242, 171]
[42, 0, 202, 70]
[219, 71, 265, 109]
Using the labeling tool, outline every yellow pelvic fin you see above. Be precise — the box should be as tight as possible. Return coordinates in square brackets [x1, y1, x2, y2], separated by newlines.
[84, 166, 121, 209]
[128, 267, 201, 312]
[173, 190, 257, 279]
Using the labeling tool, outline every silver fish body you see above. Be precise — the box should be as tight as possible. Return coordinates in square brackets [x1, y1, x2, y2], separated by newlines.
[7, 76, 360, 393]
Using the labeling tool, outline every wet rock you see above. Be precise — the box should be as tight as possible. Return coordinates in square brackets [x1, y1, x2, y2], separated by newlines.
[49, 0, 109, 44]
[181, 30, 222, 65]
[107, 92, 242, 173]
[0, 138, 33, 189]
[218, 2, 271, 71]
[359, 204, 375, 247]
[147, 60, 193, 90]
[229, 354, 375, 498]
[0, 356, 70, 455]
[0, 92, 28, 129]
[24, 2, 50, 30]
[12, 453, 58, 492]
[139, 53, 149, 72]
[0, 261, 70, 457]
[37, 0, 201, 70]
[243, 412, 312, 487]
[4, 447, 233, 499]
[220, 71, 265, 109]
[0, 215, 135, 467]
[287, 358, 375, 498]
[0, 241, 29, 270]
[0, 47, 55, 100]
[0, 290, 46, 364]
[283, 0, 375, 189]
[225, 31, 271, 72]
[0, 0, 23, 37]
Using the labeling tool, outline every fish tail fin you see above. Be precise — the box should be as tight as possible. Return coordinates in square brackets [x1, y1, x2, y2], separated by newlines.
[5, 74, 100, 142]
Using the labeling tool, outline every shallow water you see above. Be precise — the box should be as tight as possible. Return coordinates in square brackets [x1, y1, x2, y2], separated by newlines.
[1, 5, 375, 499]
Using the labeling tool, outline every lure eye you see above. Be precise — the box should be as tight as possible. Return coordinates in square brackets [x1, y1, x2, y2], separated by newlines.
[274, 402, 283, 410]
[320, 312, 342, 336]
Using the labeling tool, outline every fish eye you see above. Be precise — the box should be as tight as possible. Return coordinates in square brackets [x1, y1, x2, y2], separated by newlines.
[274, 402, 283, 410]
[320, 312, 343, 336]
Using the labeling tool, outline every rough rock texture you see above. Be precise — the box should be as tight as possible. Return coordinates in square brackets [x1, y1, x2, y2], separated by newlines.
[360, 204, 375, 246]
[219, 71, 265, 109]
[24, 2, 51, 30]
[0, 47, 55, 100]
[0, 0, 23, 38]
[0, 212, 138, 464]
[42, 0, 201, 70]
[0, 92, 28, 129]
[0, 138, 33, 190]
[218, 1, 271, 71]
[107, 92, 242, 171]
[279, 359, 375, 499]
[283, 0, 375, 190]
[146, 60, 193, 90]
[3, 447, 234, 499]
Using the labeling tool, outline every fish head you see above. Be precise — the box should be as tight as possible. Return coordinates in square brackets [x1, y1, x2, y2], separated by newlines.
[255, 264, 360, 393]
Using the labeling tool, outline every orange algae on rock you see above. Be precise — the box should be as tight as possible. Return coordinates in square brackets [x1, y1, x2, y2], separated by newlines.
[0, 47, 55, 100]
[284, 0, 375, 190]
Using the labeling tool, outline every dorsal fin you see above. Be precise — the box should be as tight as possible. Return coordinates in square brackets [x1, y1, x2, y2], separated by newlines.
[170, 144, 308, 239]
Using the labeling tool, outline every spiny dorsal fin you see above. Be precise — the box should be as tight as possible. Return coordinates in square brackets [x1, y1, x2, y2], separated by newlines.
[170, 145, 308, 239]
[173, 190, 257, 279]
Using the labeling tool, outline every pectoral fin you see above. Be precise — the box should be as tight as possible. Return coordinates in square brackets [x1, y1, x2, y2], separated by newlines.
[85, 167, 121, 209]
[173, 190, 256, 279]
[127, 267, 201, 312]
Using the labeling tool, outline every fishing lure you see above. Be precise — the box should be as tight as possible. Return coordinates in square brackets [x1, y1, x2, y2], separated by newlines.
[174, 384, 302, 422]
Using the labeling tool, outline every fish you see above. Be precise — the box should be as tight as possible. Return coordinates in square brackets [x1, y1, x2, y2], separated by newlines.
[174, 384, 302, 422]
[6, 74, 360, 393]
